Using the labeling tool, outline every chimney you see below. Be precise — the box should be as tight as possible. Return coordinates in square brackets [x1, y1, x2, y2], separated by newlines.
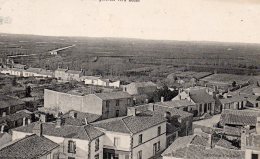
[84, 118, 89, 125]
[1, 125, 5, 133]
[148, 103, 155, 111]
[127, 107, 136, 116]
[32, 122, 42, 136]
[241, 127, 249, 150]
[40, 114, 46, 123]
[56, 118, 62, 128]
[145, 99, 149, 104]
[2, 112, 6, 117]
[22, 117, 26, 126]
[161, 96, 164, 102]
[256, 117, 260, 134]
[207, 134, 213, 148]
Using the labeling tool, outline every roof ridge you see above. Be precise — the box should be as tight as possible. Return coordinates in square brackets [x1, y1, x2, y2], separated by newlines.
[83, 125, 91, 140]
[121, 116, 133, 134]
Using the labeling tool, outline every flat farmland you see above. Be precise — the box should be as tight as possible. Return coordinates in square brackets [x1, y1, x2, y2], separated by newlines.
[0, 33, 259, 78]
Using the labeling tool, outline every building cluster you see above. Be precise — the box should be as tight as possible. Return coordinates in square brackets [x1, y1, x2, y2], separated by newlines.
[0, 63, 120, 88]
[0, 66, 260, 159]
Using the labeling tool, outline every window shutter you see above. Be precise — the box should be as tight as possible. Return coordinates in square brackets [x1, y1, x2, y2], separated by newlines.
[73, 141, 76, 153]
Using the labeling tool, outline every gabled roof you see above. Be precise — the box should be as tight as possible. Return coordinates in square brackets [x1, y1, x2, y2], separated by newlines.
[216, 138, 239, 150]
[0, 134, 59, 159]
[162, 135, 245, 159]
[0, 95, 25, 109]
[157, 100, 195, 108]
[0, 110, 32, 124]
[13, 122, 104, 141]
[188, 89, 215, 103]
[93, 112, 166, 134]
[220, 109, 260, 126]
[95, 91, 132, 100]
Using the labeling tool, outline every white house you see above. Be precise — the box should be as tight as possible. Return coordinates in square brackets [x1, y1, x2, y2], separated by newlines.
[93, 108, 167, 159]
[12, 120, 104, 159]
[83, 77, 120, 88]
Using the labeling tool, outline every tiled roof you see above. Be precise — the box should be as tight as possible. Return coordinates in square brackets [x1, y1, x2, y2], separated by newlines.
[95, 91, 132, 100]
[0, 110, 32, 124]
[127, 82, 157, 87]
[62, 110, 101, 126]
[224, 126, 241, 137]
[67, 70, 82, 74]
[134, 104, 193, 120]
[216, 139, 239, 150]
[188, 89, 215, 103]
[81, 76, 100, 80]
[157, 100, 195, 108]
[0, 95, 25, 109]
[220, 95, 247, 104]
[134, 104, 193, 119]
[55, 68, 68, 72]
[162, 137, 245, 159]
[185, 145, 245, 159]
[13, 122, 104, 141]
[220, 110, 260, 126]
[0, 134, 59, 159]
[93, 112, 166, 134]
[161, 135, 209, 157]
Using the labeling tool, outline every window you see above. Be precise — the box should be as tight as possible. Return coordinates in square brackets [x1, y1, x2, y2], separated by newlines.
[116, 100, 120, 106]
[94, 154, 99, 159]
[252, 154, 258, 159]
[157, 126, 161, 136]
[95, 138, 99, 151]
[114, 137, 120, 147]
[138, 134, 143, 144]
[68, 140, 76, 154]
[115, 110, 120, 117]
[183, 107, 188, 111]
[157, 141, 160, 151]
[106, 101, 110, 107]
[68, 157, 75, 159]
[127, 99, 131, 106]
[137, 150, 142, 159]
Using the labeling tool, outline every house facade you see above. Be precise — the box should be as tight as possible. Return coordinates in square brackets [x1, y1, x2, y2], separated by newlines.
[44, 89, 133, 119]
[12, 121, 104, 159]
[172, 87, 216, 116]
[93, 109, 167, 159]
[122, 82, 157, 95]
[54, 68, 83, 81]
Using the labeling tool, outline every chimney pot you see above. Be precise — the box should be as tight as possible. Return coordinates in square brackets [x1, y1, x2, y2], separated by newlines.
[1, 125, 5, 133]
[161, 96, 164, 102]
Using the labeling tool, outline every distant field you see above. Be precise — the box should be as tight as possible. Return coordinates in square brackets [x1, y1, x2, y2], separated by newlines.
[0, 33, 260, 79]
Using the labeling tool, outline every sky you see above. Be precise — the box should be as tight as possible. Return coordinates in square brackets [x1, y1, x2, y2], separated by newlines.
[0, 0, 260, 43]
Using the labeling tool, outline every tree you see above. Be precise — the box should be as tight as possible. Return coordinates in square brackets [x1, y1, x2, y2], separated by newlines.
[25, 86, 32, 97]
[232, 81, 237, 87]
[149, 85, 178, 103]
[12, 77, 17, 86]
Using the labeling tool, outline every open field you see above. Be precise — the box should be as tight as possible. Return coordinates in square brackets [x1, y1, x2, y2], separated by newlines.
[0, 33, 260, 81]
